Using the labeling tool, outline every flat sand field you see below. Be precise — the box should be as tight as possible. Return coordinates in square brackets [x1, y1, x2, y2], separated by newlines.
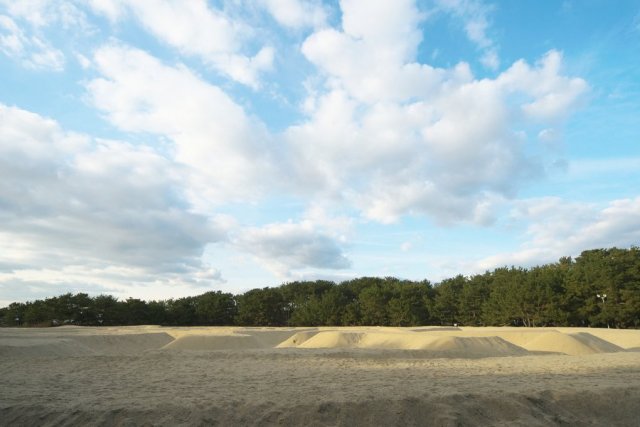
[1, 326, 639, 426]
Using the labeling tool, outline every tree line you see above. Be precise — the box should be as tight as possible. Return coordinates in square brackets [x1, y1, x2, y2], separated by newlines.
[1, 247, 639, 328]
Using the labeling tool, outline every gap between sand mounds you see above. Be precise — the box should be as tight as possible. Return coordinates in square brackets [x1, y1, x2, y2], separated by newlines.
[71, 333, 175, 355]
[276, 331, 320, 348]
[162, 334, 265, 350]
[161, 329, 308, 350]
[0, 333, 174, 357]
[410, 326, 463, 332]
[242, 329, 307, 347]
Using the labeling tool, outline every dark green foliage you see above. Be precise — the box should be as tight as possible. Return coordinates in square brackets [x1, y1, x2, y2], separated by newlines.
[166, 297, 197, 325]
[1, 246, 639, 328]
[433, 275, 465, 325]
[235, 287, 287, 326]
[458, 274, 490, 326]
[387, 282, 431, 326]
[195, 291, 237, 325]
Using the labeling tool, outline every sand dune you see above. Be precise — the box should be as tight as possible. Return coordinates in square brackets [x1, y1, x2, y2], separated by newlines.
[558, 327, 640, 349]
[0, 332, 173, 357]
[297, 331, 365, 349]
[2, 326, 639, 425]
[505, 331, 624, 356]
[293, 330, 531, 358]
[1, 326, 635, 356]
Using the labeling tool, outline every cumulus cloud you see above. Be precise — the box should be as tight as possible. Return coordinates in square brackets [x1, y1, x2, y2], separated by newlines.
[475, 197, 640, 270]
[87, 0, 273, 87]
[0, 0, 54, 27]
[499, 51, 588, 121]
[0, 103, 226, 296]
[86, 44, 282, 208]
[0, 0, 95, 70]
[0, 14, 64, 70]
[261, 0, 328, 30]
[236, 221, 351, 277]
[1, 0, 90, 29]
[435, 0, 499, 69]
[290, 1, 587, 224]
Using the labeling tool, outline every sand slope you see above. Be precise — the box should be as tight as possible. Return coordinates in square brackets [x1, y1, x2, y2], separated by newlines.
[513, 331, 623, 355]
[0, 332, 173, 357]
[558, 327, 640, 350]
[276, 330, 319, 348]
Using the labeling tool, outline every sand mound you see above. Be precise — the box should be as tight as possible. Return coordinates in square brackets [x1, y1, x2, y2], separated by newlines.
[567, 328, 640, 350]
[360, 333, 530, 357]
[567, 332, 625, 353]
[276, 331, 319, 348]
[293, 331, 530, 357]
[298, 331, 365, 349]
[0, 333, 174, 357]
[413, 336, 528, 355]
[520, 331, 623, 355]
[162, 334, 265, 350]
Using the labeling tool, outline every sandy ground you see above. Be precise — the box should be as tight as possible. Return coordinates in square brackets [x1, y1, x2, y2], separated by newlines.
[1, 326, 639, 426]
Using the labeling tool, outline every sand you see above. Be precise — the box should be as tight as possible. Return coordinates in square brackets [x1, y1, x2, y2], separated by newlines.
[1, 326, 639, 426]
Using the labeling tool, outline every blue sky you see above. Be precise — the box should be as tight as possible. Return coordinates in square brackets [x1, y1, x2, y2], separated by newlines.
[1, 0, 639, 306]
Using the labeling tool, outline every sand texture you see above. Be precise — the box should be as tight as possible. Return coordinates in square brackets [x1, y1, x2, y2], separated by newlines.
[1, 326, 639, 426]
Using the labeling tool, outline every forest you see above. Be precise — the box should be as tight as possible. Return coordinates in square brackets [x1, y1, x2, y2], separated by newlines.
[1, 247, 639, 328]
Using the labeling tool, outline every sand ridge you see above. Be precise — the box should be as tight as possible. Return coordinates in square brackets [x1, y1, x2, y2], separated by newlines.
[0, 325, 636, 357]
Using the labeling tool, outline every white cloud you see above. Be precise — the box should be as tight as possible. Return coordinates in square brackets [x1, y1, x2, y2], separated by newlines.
[480, 49, 499, 70]
[87, 44, 282, 208]
[87, 0, 126, 22]
[497, 50, 588, 121]
[0, 0, 94, 70]
[0, 103, 226, 297]
[475, 197, 640, 270]
[0, 0, 53, 27]
[0, 0, 92, 31]
[292, 2, 587, 225]
[237, 221, 351, 277]
[85, 44, 363, 281]
[0, 14, 64, 70]
[261, 0, 328, 30]
[88, 0, 273, 87]
[435, 0, 499, 69]
[301, 0, 432, 104]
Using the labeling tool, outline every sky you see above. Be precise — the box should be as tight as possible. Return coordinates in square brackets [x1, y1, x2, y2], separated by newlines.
[1, 0, 639, 306]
